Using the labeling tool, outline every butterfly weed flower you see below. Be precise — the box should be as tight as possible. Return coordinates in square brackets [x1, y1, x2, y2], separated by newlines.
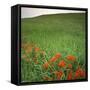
[49, 57, 57, 62]
[54, 70, 63, 80]
[43, 62, 49, 69]
[58, 60, 66, 68]
[67, 64, 72, 69]
[66, 55, 76, 61]
[67, 70, 73, 80]
[49, 53, 61, 63]
[55, 53, 61, 59]
[74, 67, 85, 79]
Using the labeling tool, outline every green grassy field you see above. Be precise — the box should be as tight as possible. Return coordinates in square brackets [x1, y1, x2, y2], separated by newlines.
[21, 13, 86, 82]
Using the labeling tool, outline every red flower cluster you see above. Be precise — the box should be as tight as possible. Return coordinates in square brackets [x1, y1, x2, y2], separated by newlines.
[66, 55, 76, 61]
[49, 53, 61, 62]
[74, 67, 85, 79]
[67, 70, 73, 80]
[54, 71, 63, 80]
[43, 62, 49, 69]
[58, 60, 66, 67]
[22, 44, 86, 81]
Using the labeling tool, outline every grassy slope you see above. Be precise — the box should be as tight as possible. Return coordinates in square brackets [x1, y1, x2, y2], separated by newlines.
[21, 13, 86, 82]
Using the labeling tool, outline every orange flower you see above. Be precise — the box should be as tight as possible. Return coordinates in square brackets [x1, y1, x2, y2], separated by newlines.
[74, 67, 85, 79]
[35, 47, 40, 52]
[74, 69, 80, 79]
[54, 71, 63, 80]
[80, 70, 85, 77]
[49, 53, 61, 63]
[55, 53, 61, 59]
[43, 62, 49, 69]
[68, 64, 72, 69]
[66, 55, 76, 61]
[49, 57, 57, 62]
[67, 70, 73, 80]
[58, 60, 66, 67]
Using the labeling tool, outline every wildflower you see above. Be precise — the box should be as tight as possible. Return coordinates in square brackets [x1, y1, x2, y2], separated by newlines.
[54, 71, 63, 80]
[55, 53, 61, 59]
[49, 53, 61, 63]
[49, 57, 57, 62]
[74, 67, 85, 79]
[58, 60, 66, 67]
[66, 55, 76, 61]
[68, 64, 72, 69]
[43, 62, 49, 69]
[80, 70, 85, 77]
[67, 70, 73, 80]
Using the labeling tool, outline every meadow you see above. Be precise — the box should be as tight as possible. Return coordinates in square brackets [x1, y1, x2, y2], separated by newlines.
[21, 13, 86, 82]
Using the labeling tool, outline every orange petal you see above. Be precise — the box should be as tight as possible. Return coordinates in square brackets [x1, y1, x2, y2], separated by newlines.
[49, 57, 57, 62]
[68, 64, 72, 69]
[67, 70, 73, 80]
[58, 60, 66, 67]
[55, 53, 61, 59]
[54, 71, 63, 80]
[43, 62, 49, 69]
[66, 55, 76, 61]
